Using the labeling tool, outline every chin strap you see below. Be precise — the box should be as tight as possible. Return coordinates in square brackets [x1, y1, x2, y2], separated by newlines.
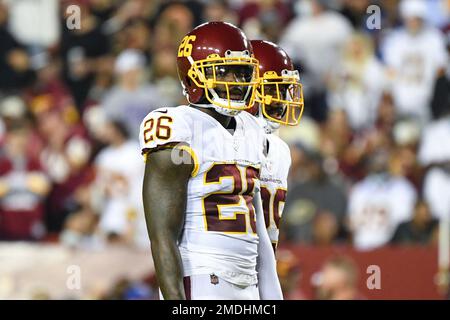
[255, 109, 280, 134]
[265, 120, 280, 134]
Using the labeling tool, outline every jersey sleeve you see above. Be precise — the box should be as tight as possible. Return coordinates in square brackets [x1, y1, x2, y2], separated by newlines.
[139, 107, 192, 158]
[261, 135, 292, 250]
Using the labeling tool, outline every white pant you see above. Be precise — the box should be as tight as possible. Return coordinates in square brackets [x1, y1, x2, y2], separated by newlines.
[159, 274, 260, 300]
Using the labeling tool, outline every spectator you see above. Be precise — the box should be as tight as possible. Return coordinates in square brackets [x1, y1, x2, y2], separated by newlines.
[203, 0, 237, 25]
[281, 146, 348, 244]
[89, 0, 117, 26]
[36, 107, 92, 233]
[58, 157, 99, 248]
[101, 49, 170, 140]
[0, 118, 50, 240]
[347, 149, 417, 250]
[93, 118, 147, 248]
[118, 18, 152, 56]
[277, 249, 306, 300]
[381, 0, 448, 124]
[313, 255, 363, 300]
[151, 1, 196, 51]
[391, 118, 422, 189]
[122, 280, 154, 300]
[423, 0, 450, 29]
[419, 94, 450, 220]
[430, 52, 450, 120]
[149, 47, 184, 107]
[25, 50, 78, 124]
[60, 207, 99, 249]
[320, 109, 353, 168]
[0, 2, 35, 91]
[101, 0, 159, 37]
[327, 33, 386, 131]
[239, 0, 291, 42]
[60, 0, 111, 110]
[279, 115, 321, 157]
[102, 277, 154, 300]
[312, 211, 340, 246]
[280, 0, 353, 78]
[422, 165, 450, 223]
[338, 92, 397, 182]
[280, 0, 353, 121]
[339, 0, 372, 30]
[391, 200, 439, 245]
[5, 0, 59, 49]
[0, 96, 44, 161]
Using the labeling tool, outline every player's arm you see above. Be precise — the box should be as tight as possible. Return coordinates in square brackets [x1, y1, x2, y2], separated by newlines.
[254, 189, 284, 300]
[142, 147, 193, 300]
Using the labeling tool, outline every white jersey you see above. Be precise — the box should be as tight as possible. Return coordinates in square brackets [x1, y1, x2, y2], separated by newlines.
[348, 174, 417, 251]
[424, 168, 450, 220]
[139, 105, 266, 286]
[382, 27, 448, 122]
[418, 116, 450, 166]
[259, 133, 291, 250]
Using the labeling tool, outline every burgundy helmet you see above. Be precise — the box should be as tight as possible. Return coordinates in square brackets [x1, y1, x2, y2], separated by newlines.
[176, 22, 259, 116]
[249, 40, 304, 126]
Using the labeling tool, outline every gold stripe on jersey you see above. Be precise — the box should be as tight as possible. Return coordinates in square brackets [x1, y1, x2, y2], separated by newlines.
[174, 144, 200, 177]
[142, 142, 199, 178]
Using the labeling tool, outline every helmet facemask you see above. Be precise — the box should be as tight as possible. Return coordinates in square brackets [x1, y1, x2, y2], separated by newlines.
[187, 50, 259, 116]
[255, 69, 304, 126]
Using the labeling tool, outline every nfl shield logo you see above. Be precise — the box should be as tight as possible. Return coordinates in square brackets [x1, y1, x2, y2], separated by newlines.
[210, 274, 219, 285]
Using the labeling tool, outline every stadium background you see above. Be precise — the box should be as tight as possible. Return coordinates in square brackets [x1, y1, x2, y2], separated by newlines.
[0, 0, 449, 299]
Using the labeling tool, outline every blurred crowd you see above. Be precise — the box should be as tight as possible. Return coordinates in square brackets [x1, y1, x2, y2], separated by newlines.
[0, 0, 449, 299]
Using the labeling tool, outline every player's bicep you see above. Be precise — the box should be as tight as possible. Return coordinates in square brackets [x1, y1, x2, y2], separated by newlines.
[142, 148, 193, 241]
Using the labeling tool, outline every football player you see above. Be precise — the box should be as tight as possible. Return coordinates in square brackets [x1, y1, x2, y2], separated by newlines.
[249, 40, 304, 253]
[140, 22, 282, 300]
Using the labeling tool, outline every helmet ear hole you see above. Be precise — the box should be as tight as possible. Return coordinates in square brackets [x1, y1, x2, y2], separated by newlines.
[185, 76, 192, 86]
